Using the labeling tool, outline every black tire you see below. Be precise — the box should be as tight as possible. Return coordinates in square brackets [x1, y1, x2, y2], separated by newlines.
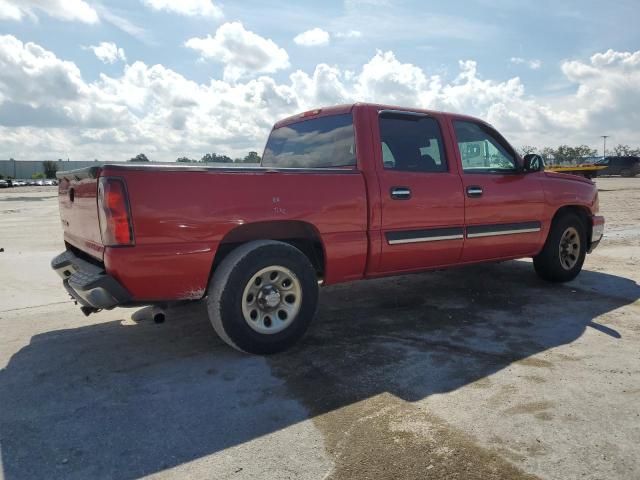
[533, 213, 587, 282]
[206, 240, 319, 354]
[621, 168, 632, 178]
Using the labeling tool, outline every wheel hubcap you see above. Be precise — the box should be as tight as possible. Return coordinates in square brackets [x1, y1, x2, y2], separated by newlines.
[241, 265, 302, 334]
[559, 226, 581, 270]
[257, 286, 281, 310]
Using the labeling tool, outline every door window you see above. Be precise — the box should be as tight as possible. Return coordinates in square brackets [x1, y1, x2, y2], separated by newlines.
[453, 121, 518, 173]
[378, 113, 447, 173]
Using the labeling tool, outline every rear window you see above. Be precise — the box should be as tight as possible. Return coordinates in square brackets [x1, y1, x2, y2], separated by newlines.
[261, 113, 356, 169]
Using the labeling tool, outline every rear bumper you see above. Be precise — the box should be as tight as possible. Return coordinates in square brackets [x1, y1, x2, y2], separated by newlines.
[588, 215, 605, 253]
[51, 250, 131, 310]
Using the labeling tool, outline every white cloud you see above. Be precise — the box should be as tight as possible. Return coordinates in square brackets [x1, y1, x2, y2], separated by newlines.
[85, 42, 126, 64]
[335, 30, 362, 39]
[97, 6, 153, 44]
[0, 34, 639, 161]
[0, 35, 87, 105]
[141, 0, 222, 18]
[185, 22, 290, 81]
[0, 0, 98, 23]
[294, 28, 330, 47]
[510, 57, 542, 70]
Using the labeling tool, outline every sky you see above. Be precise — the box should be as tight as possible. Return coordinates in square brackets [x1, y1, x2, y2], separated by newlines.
[0, 0, 638, 161]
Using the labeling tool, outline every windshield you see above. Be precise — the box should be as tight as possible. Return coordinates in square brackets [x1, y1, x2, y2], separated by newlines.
[261, 113, 356, 169]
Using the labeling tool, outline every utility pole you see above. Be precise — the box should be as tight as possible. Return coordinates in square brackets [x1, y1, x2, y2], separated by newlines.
[600, 135, 609, 160]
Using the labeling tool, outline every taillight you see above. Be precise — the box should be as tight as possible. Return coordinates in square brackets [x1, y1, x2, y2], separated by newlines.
[98, 177, 134, 246]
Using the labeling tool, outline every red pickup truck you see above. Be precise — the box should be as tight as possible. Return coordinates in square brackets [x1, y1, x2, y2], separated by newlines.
[52, 103, 604, 354]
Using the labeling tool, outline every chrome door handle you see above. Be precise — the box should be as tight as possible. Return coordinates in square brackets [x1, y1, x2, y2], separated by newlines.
[466, 186, 483, 198]
[390, 187, 411, 200]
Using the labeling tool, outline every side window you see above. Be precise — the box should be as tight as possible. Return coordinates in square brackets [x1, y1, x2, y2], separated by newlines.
[378, 113, 447, 173]
[453, 121, 518, 173]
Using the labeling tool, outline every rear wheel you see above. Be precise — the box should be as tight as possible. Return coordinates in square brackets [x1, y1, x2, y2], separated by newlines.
[621, 168, 632, 177]
[533, 214, 586, 282]
[206, 240, 319, 354]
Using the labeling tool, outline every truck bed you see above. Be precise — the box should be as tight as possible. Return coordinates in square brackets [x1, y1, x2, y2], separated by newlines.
[57, 163, 369, 302]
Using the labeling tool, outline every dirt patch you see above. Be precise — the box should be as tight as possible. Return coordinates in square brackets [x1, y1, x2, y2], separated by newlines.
[277, 390, 538, 480]
[505, 401, 554, 415]
[517, 358, 553, 368]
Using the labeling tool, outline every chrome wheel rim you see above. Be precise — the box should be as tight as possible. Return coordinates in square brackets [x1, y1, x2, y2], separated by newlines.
[559, 226, 581, 270]
[241, 265, 302, 334]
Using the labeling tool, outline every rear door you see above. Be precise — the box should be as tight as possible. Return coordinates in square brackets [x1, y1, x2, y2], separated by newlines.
[374, 110, 465, 273]
[450, 119, 545, 262]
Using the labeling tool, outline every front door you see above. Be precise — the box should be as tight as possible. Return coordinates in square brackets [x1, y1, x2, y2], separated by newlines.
[375, 110, 465, 273]
[450, 119, 546, 263]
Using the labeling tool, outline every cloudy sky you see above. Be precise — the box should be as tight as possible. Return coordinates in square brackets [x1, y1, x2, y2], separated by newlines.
[0, 0, 638, 161]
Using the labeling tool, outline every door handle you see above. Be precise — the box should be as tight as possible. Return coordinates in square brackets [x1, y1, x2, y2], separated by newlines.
[390, 187, 411, 200]
[466, 186, 483, 198]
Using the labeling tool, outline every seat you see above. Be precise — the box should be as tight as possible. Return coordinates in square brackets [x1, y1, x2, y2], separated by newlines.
[420, 154, 437, 171]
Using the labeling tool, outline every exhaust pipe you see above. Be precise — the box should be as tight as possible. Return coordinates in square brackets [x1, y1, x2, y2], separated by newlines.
[151, 306, 166, 324]
[80, 306, 99, 316]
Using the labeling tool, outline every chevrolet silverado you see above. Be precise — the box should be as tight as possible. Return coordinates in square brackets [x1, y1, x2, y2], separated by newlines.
[52, 103, 605, 354]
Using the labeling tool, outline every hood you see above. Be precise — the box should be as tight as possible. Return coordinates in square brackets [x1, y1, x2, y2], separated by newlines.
[543, 171, 594, 185]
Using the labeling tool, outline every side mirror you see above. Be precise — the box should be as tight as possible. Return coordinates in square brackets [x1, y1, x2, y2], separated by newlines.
[523, 154, 544, 173]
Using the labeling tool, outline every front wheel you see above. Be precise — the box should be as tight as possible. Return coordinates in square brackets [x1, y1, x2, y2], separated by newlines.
[533, 214, 587, 282]
[206, 240, 319, 354]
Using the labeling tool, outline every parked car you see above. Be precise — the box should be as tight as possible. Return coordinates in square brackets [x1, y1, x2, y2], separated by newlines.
[51, 103, 605, 354]
[12, 179, 27, 187]
[0, 179, 8, 188]
[44, 179, 57, 186]
[595, 156, 640, 177]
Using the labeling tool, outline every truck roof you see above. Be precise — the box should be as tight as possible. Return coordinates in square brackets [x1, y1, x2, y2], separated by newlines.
[273, 102, 487, 129]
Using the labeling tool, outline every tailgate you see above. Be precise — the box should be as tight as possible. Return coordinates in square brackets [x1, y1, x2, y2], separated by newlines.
[57, 167, 104, 261]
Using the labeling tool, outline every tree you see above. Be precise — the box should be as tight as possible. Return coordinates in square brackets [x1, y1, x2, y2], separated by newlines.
[518, 146, 537, 156]
[129, 153, 150, 162]
[176, 157, 194, 163]
[612, 144, 640, 156]
[31, 172, 45, 179]
[42, 160, 59, 179]
[540, 147, 555, 165]
[242, 151, 261, 163]
[573, 145, 597, 162]
[552, 145, 597, 165]
[201, 153, 232, 163]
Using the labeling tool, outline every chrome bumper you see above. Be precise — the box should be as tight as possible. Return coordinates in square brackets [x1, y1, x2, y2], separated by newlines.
[588, 215, 605, 253]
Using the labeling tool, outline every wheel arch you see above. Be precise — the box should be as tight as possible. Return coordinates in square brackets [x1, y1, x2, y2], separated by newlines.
[210, 220, 326, 283]
[550, 205, 592, 249]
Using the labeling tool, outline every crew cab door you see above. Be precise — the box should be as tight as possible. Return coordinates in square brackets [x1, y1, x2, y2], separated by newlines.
[374, 110, 465, 273]
[450, 119, 545, 262]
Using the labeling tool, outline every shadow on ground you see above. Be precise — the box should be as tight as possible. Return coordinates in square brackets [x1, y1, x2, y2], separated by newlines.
[0, 261, 637, 479]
